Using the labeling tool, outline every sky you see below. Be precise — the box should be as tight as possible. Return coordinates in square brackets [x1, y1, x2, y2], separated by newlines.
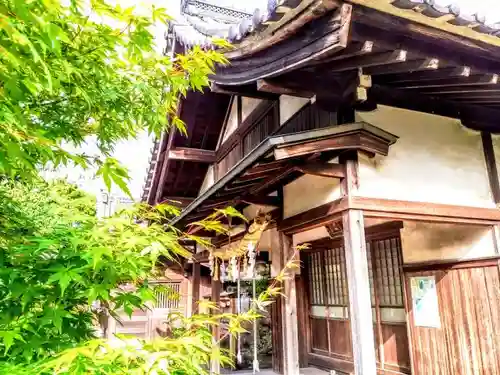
[45, 0, 181, 201]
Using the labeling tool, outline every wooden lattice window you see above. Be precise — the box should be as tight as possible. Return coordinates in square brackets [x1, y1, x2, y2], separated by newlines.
[369, 236, 404, 307]
[308, 247, 348, 307]
[154, 282, 181, 309]
[308, 252, 325, 305]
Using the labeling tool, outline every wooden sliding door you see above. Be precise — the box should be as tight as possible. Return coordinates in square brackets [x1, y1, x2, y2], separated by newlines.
[305, 231, 411, 374]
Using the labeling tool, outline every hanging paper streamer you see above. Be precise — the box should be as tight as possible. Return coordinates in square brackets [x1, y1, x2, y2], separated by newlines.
[208, 252, 214, 277]
[220, 261, 227, 283]
[230, 256, 238, 282]
[247, 243, 256, 279]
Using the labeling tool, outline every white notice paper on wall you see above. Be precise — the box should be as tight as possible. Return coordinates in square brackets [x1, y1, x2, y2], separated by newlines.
[410, 276, 441, 328]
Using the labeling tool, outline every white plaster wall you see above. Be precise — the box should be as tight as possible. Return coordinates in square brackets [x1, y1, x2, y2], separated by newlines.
[279, 95, 310, 125]
[242, 203, 276, 220]
[292, 226, 330, 246]
[401, 221, 497, 263]
[222, 99, 238, 143]
[356, 105, 493, 208]
[198, 165, 215, 195]
[283, 174, 341, 219]
[242, 97, 261, 122]
[221, 97, 262, 144]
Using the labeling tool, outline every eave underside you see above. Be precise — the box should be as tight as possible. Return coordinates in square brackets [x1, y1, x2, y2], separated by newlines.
[211, 2, 500, 133]
[143, 90, 231, 203]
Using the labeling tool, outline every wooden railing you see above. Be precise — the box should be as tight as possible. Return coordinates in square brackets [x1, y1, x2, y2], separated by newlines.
[215, 100, 338, 181]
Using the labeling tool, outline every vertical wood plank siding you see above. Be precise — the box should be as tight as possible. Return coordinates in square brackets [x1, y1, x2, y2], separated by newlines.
[271, 293, 284, 374]
[277, 103, 338, 135]
[215, 102, 337, 180]
[407, 265, 500, 374]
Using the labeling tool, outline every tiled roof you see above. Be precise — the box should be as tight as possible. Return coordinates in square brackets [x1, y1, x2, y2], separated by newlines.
[392, 0, 500, 36]
[170, 0, 283, 48]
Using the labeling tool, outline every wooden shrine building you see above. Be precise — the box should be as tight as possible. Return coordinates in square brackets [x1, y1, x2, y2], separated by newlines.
[143, 0, 500, 374]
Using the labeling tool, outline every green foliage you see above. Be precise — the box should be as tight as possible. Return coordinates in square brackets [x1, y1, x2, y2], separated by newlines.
[0, 0, 226, 188]
[0, 179, 192, 363]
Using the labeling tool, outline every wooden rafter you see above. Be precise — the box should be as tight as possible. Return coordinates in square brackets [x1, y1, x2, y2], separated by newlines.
[417, 85, 500, 95]
[383, 73, 496, 89]
[240, 195, 282, 207]
[159, 196, 195, 206]
[320, 50, 408, 73]
[168, 147, 216, 163]
[257, 79, 314, 98]
[363, 57, 440, 76]
[210, 82, 279, 100]
[368, 85, 500, 131]
[350, 7, 500, 73]
[297, 162, 345, 178]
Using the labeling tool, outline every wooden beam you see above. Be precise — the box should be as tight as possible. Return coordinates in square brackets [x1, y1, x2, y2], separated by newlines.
[481, 132, 500, 205]
[210, 82, 279, 99]
[389, 73, 498, 89]
[159, 196, 195, 206]
[189, 262, 201, 316]
[368, 85, 500, 132]
[350, 7, 500, 73]
[243, 159, 290, 177]
[250, 165, 298, 195]
[321, 50, 408, 73]
[352, 196, 500, 223]
[310, 40, 375, 67]
[168, 147, 216, 163]
[372, 66, 472, 86]
[413, 83, 500, 95]
[278, 198, 348, 234]
[280, 195, 500, 234]
[364, 57, 440, 76]
[297, 161, 345, 178]
[257, 79, 314, 98]
[342, 209, 377, 375]
[428, 91, 500, 100]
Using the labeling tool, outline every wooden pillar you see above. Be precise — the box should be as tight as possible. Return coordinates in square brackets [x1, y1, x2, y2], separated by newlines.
[188, 262, 201, 316]
[280, 232, 300, 375]
[210, 278, 221, 375]
[343, 209, 377, 375]
[340, 151, 376, 375]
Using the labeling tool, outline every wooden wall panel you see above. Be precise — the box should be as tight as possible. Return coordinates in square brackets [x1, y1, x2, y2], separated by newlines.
[382, 323, 411, 372]
[296, 272, 310, 367]
[328, 320, 352, 359]
[271, 295, 284, 374]
[311, 318, 329, 352]
[407, 266, 500, 375]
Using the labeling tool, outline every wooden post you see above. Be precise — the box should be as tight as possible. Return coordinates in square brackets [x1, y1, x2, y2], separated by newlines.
[280, 232, 300, 375]
[340, 150, 376, 375]
[188, 262, 201, 316]
[343, 209, 377, 375]
[210, 278, 221, 375]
